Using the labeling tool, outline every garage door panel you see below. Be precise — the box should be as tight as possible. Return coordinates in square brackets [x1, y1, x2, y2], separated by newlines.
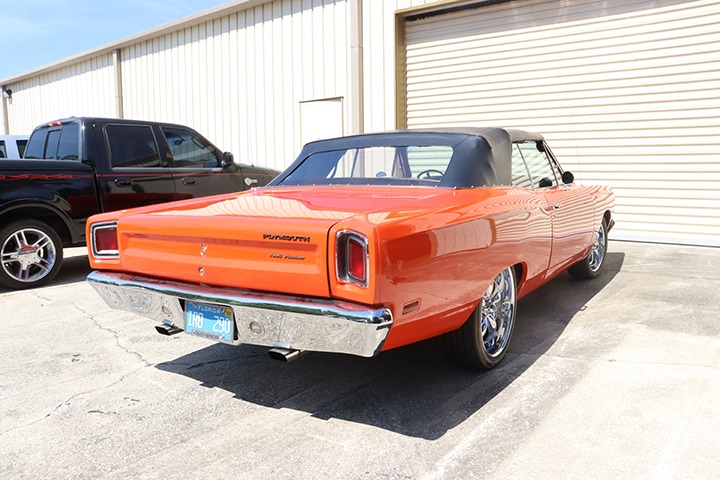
[405, 110, 718, 130]
[405, 0, 704, 45]
[403, 0, 720, 246]
[407, 31, 720, 73]
[406, 74, 719, 104]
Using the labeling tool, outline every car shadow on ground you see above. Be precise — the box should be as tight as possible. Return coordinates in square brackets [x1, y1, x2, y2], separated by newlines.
[156, 252, 625, 440]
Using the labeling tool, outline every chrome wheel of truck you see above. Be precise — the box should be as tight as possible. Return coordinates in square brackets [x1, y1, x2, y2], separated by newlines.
[0, 221, 63, 290]
[444, 266, 517, 370]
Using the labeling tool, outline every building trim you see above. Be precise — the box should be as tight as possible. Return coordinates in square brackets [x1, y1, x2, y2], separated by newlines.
[350, 0, 364, 134]
[112, 50, 124, 119]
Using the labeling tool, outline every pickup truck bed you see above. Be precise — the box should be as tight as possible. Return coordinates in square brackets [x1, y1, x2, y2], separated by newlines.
[0, 117, 278, 290]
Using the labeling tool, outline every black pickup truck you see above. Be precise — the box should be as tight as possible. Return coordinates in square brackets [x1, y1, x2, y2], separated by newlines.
[0, 117, 279, 290]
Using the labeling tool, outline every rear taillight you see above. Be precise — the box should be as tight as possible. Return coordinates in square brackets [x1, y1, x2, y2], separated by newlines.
[91, 222, 119, 258]
[336, 231, 368, 287]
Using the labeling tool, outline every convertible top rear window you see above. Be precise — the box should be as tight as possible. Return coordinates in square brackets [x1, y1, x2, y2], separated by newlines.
[280, 145, 454, 186]
[271, 129, 517, 188]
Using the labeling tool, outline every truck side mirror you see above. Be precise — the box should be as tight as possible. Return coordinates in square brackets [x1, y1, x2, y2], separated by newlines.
[562, 171, 574, 184]
[221, 151, 235, 169]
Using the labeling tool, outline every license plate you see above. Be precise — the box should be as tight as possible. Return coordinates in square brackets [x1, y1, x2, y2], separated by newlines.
[185, 302, 235, 343]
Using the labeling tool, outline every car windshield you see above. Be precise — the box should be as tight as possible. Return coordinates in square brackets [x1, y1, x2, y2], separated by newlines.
[279, 145, 455, 186]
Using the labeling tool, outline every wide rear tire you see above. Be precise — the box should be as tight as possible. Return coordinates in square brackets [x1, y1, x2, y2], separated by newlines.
[444, 267, 517, 370]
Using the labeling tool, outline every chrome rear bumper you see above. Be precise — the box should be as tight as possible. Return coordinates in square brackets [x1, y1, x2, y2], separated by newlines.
[87, 271, 393, 357]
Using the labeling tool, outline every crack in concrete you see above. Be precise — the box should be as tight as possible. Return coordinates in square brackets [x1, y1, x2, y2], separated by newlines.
[0, 363, 149, 437]
[74, 304, 151, 368]
[0, 304, 158, 437]
[514, 350, 720, 372]
[185, 357, 247, 370]
[30, 291, 54, 303]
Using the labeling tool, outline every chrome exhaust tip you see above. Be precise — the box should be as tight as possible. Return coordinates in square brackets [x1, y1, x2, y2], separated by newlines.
[155, 324, 183, 336]
[268, 347, 301, 362]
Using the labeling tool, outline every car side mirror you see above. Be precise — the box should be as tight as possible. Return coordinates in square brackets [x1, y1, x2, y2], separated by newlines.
[221, 151, 235, 169]
[562, 171, 574, 184]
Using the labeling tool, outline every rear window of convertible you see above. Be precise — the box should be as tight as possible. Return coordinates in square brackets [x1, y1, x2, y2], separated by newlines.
[279, 145, 455, 186]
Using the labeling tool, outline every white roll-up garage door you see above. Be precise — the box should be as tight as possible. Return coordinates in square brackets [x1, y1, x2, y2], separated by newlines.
[402, 0, 720, 247]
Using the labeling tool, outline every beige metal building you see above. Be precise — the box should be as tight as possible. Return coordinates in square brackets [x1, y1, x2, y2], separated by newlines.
[1, 0, 719, 246]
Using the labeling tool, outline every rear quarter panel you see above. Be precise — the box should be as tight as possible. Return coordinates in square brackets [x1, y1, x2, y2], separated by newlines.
[0, 160, 99, 244]
[330, 187, 554, 351]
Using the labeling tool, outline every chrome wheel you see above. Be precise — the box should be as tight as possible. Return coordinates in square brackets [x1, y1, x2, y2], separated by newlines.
[569, 219, 609, 280]
[1, 227, 58, 284]
[480, 268, 516, 358]
[588, 223, 607, 272]
[444, 265, 518, 369]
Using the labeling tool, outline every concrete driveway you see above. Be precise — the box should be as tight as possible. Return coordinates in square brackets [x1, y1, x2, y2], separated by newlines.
[1, 241, 719, 479]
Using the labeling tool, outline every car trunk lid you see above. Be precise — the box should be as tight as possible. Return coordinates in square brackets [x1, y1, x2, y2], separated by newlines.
[116, 191, 357, 297]
[114, 186, 462, 297]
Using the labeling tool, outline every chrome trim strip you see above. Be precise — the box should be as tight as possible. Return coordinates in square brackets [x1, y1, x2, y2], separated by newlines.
[87, 271, 393, 358]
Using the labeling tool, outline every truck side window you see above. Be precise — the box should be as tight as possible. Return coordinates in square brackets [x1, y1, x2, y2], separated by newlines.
[45, 129, 62, 159]
[106, 125, 162, 168]
[162, 127, 219, 168]
[57, 124, 80, 160]
[24, 129, 48, 159]
[16, 140, 27, 158]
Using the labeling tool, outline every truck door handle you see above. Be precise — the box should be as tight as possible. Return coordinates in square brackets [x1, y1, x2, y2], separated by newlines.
[114, 178, 133, 187]
[181, 177, 197, 185]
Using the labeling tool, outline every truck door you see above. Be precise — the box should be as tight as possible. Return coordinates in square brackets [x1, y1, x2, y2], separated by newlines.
[160, 126, 247, 198]
[97, 123, 178, 212]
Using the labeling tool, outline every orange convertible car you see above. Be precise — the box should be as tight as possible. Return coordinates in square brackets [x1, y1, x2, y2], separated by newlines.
[87, 128, 614, 369]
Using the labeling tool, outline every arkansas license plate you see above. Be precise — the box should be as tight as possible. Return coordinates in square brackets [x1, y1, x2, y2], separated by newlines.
[185, 302, 235, 343]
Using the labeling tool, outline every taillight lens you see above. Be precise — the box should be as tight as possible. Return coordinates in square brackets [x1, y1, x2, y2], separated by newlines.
[337, 231, 368, 287]
[91, 222, 119, 258]
[348, 237, 366, 282]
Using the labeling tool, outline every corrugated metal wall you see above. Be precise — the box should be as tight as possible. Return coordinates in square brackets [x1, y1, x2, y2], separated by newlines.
[401, 0, 720, 246]
[4, 54, 117, 134]
[363, 0, 435, 133]
[3, 0, 348, 172]
[121, 0, 348, 171]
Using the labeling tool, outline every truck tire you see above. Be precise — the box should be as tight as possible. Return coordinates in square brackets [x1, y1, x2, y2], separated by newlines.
[0, 220, 64, 290]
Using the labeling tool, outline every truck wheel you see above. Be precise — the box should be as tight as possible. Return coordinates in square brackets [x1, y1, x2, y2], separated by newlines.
[444, 267, 517, 370]
[0, 220, 64, 290]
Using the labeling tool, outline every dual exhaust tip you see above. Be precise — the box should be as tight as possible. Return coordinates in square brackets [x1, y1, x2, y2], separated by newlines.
[267, 347, 302, 362]
[155, 324, 301, 362]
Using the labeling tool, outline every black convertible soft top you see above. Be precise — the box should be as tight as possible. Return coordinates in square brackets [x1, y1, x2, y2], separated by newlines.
[271, 127, 545, 188]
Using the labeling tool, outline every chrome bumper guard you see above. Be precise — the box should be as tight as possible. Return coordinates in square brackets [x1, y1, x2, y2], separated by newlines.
[87, 271, 393, 358]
